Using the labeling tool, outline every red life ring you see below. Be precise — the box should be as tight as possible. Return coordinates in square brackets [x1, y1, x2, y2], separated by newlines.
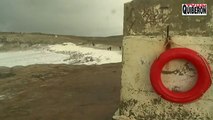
[150, 48, 211, 103]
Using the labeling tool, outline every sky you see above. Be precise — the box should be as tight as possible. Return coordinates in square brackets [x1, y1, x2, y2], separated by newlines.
[0, 0, 132, 36]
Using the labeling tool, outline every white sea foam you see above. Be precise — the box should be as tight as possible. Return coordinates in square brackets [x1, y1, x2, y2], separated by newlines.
[0, 43, 122, 67]
[47, 43, 122, 65]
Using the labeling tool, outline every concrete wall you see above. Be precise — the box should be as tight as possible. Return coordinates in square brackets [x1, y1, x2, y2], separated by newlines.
[124, 0, 212, 36]
[114, 0, 213, 120]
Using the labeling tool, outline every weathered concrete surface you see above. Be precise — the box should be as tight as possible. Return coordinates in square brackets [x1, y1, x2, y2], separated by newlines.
[114, 0, 213, 119]
[114, 36, 213, 120]
[124, 0, 213, 36]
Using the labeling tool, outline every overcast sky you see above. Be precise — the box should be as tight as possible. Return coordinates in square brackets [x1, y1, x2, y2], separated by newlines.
[0, 0, 132, 36]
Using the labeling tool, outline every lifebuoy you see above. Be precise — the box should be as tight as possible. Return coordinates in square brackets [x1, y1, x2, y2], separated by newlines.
[150, 48, 211, 103]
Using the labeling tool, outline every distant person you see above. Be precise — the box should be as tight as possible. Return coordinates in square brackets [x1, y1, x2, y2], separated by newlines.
[107, 46, 112, 51]
[119, 46, 122, 50]
[92, 42, 95, 46]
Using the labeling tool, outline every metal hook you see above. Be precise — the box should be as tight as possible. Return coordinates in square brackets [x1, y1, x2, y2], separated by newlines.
[165, 25, 171, 50]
